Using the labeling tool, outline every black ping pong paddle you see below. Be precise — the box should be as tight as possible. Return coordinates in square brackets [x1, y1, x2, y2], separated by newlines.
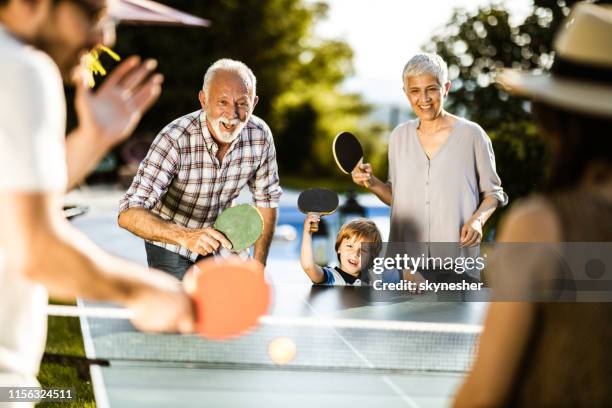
[332, 132, 368, 188]
[298, 188, 339, 233]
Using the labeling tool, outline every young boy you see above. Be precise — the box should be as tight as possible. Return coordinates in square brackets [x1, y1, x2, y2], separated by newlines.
[301, 215, 382, 285]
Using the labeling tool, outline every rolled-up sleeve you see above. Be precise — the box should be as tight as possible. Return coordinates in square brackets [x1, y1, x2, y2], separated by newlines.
[248, 127, 282, 208]
[118, 132, 178, 213]
[474, 127, 509, 207]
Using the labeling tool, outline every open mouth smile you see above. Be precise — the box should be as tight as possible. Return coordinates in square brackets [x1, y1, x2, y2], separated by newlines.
[221, 122, 235, 131]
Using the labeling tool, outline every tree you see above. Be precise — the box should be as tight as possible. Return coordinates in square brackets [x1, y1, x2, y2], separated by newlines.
[426, 0, 612, 130]
[423, 0, 612, 217]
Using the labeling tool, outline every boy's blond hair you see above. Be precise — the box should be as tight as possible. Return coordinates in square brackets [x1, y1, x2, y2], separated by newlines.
[334, 218, 382, 259]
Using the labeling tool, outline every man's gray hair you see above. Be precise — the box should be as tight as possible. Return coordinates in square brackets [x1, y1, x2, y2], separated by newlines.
[402, 53, 449, 87]
[202, 58, 257, 97]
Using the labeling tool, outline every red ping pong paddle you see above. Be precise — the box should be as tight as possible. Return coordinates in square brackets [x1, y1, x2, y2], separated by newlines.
[298, 188, 339, 233]
[332, 132, 369, 188]
[183, 257, 271, 340]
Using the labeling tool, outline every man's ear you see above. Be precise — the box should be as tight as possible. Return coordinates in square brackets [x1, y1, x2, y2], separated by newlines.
[252, 95, 259, 110]
[198, 90, 206, 109]
[443, 81, 452, 96]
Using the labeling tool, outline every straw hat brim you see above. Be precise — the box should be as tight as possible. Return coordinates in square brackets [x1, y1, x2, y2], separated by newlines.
[497, 69, 612, 117]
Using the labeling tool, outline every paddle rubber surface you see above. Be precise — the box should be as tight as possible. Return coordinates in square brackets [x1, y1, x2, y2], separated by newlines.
[184, 257, 271, 340]
[214, 204, 264, 251]
[333, 132, 364, 174]
[297, 188, 339, 215]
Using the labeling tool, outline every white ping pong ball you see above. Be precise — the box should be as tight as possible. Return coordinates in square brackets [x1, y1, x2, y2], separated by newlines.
[267, 337, 297, 365]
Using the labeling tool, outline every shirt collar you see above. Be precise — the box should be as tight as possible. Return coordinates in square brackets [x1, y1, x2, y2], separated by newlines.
[198, 111, 217, 152]
[334, 266, 359, 285]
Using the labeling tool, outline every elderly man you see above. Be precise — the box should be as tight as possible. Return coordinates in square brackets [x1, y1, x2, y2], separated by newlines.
[118, 59, 282, 279]
[353, 53, 507, 283]
[0, 0, 193, 398]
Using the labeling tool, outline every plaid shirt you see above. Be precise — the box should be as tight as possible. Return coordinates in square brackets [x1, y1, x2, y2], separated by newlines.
[119, 110, 282, 261]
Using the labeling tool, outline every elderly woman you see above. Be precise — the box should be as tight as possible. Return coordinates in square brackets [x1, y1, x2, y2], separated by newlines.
[454, 3, 612, 406]
[353, 53, 507, 282]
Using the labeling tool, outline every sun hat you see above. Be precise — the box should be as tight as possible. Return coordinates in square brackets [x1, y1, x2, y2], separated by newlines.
[108, 0, 210, 27]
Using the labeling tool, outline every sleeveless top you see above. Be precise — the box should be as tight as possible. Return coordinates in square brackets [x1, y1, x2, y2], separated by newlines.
[509, 190, 612, 407]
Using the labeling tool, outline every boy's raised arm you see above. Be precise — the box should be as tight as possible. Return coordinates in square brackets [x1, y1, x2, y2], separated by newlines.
[300, 213, 325, 284]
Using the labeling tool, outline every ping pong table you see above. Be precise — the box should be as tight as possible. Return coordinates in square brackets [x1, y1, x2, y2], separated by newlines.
[79, 286, 486, 408]
[64, 191, 486, 407]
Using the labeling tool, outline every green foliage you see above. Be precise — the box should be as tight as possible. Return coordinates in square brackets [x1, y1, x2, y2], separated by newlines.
[483, 120, 549, 234]
[426, 0, 612, 131]
[488, 120, 549, 203]
[424, 0, 611, 211]
[272, 83, 382, 177]
[108, 0, 382, 179]
[426, 7, 533, 129]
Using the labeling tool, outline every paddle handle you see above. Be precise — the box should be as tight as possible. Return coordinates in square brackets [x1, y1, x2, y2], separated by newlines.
[356, 158, 369, 189]
[309, 212, 320, 233]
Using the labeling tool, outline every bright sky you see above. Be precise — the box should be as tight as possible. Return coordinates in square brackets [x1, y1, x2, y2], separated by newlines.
[313, 0, 533, 105]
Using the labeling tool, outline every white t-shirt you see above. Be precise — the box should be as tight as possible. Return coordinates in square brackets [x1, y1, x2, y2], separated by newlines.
[0, 25, 67, 389]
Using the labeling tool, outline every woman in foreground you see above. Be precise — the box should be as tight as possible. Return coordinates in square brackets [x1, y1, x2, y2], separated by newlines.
[453, 3, 612, 407]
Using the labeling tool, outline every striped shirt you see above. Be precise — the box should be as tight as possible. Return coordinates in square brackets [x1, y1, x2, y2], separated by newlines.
[320, 266, 362, 286]
[119, 110, 282, 261]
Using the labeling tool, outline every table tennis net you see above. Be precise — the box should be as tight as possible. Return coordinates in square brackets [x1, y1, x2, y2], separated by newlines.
[83, 315, 480, 374]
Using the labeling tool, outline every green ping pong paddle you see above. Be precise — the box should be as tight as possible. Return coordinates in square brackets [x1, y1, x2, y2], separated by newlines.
[214, 204, 264, 251]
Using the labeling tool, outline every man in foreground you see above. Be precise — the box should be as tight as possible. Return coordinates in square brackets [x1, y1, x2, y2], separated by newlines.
[0, 0, 194, 396]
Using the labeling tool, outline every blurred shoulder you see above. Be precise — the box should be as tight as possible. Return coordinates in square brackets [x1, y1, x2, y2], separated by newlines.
[497, 196, 562, 243]
[0, 32, 62, 94]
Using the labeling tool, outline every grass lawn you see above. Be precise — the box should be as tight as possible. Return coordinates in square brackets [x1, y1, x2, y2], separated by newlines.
[37, 306, 96, 408]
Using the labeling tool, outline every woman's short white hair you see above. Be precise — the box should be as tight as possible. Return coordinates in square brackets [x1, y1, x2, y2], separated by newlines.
[202, 58, 257, 98]
[402, 53, 449, 87]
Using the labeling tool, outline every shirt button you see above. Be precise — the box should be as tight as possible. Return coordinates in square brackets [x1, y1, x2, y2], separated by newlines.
[425, 182, 429, 186]
[426, 201, 430, 205]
